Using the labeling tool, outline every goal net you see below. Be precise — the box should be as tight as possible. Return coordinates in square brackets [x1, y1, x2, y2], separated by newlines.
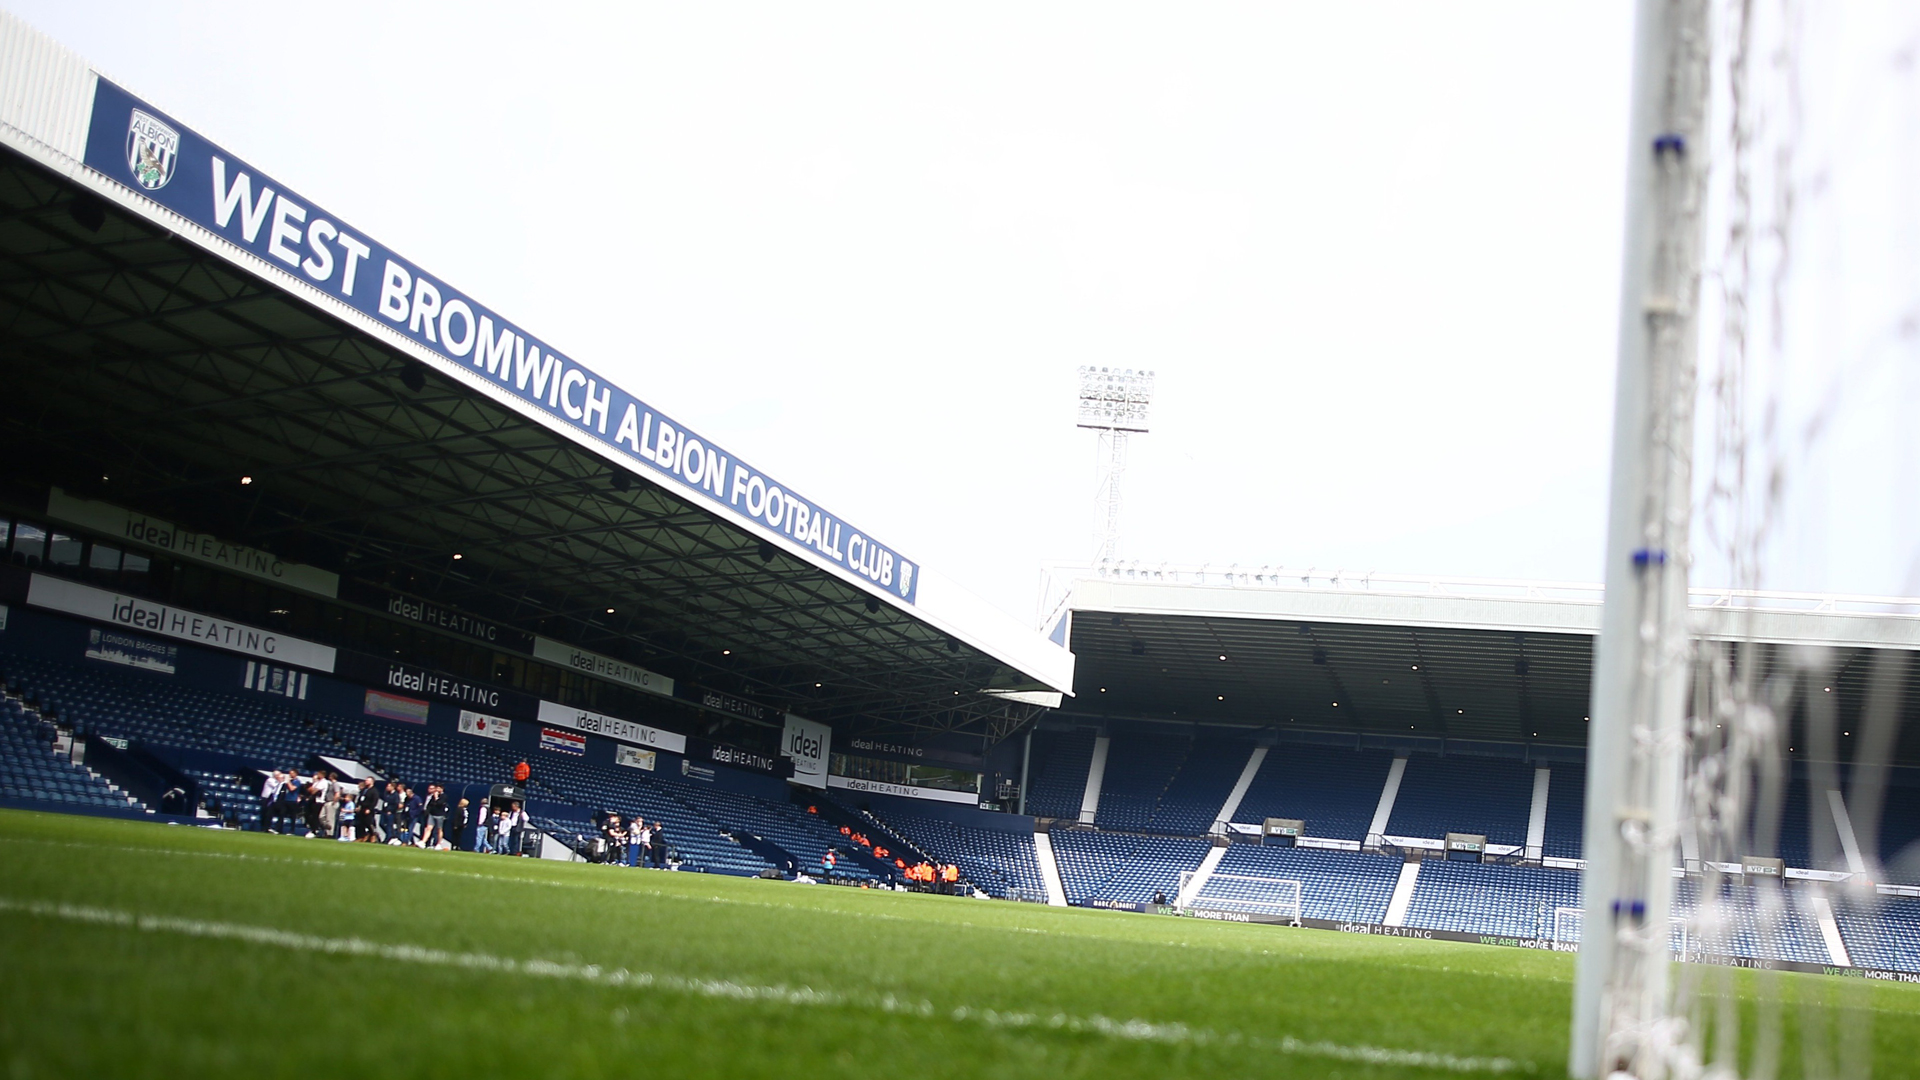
[1552, 907, 1690, 958]
[1575, 1, 1919, 1076]
[1176, 871, 1303, 926]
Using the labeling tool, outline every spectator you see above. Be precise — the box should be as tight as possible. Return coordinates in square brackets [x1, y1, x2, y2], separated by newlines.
[512, 761, 530, 784]
[258, 770, 283, 832]
[504, 801, 527, 856]
[637, 814, 660, 864]
[405, 784, 428, 846]
[273, 772, 301, 834]
[475, 800, 495, 853]
[380, 781, 401, 842]
[425, 785, 449, 848]
[648, 821, 666, 868]
[317, 772, 341, 838]
[822, 849, 837, 877]
[356, 779, 382, 843]
[336, 788, 357, 841]
[599, 814, 625, 864]
[450, 798, 471, 851]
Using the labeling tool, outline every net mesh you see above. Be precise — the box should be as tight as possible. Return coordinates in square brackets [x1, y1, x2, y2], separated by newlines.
[1180, 871, 1303, 924]
[1645, 1, 1920, 1077]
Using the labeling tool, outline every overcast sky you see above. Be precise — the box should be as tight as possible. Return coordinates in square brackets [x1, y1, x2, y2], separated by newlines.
[16, 3, 1915, 620]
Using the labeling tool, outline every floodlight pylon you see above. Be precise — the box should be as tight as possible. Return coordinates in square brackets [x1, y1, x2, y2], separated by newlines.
[1076, 366, 1154, 565]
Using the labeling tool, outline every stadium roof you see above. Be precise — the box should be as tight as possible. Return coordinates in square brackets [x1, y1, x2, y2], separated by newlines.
[0, 14, 1069, 744]
[1048, 564, 1920, 763]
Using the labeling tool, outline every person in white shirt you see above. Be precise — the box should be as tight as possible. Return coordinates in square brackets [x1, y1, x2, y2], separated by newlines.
[629, 820, 651, 867]
[259, 771, 284, 833]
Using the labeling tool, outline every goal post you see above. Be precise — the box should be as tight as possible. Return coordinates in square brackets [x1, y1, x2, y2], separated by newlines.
[1177, 871, 1303, 926]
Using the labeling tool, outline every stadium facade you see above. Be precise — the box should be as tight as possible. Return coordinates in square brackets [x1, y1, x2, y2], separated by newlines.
[6, 9, 1920, 985]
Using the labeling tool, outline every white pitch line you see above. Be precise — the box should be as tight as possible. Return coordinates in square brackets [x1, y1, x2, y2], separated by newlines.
[0, 895, 1523, 1074]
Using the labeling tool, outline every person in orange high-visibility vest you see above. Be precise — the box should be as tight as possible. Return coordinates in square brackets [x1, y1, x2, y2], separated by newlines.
[941, 864, 960, 895]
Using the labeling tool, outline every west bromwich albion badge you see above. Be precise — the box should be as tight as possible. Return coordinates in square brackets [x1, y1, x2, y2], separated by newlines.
[125, 109, 178, 190]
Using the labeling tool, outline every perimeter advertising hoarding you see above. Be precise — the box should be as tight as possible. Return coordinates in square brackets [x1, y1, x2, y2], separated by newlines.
[48, 487, 340, 597]
[781, 714, 831, 789]
[84, 627, 177, 675]
[614, 744, 656, 771]
[825, 774, 977, 805]
[334, 654, 536, 718]
[535, 699, 686, 754]
[339, 579, 534, 652]
[457, 711, 511, 741]
[686, 737, 790, 777]
[842, 735, 984, 771]
[81, 79, 918, 607]
[530, 637, 674, 699]
[27, 573, 336, 671]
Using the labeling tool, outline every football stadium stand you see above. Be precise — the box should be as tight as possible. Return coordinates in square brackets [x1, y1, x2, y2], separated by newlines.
[1386, 754, 1536, 845]
[0, 689, 138, 809]
[1022, 730, 1097, 819]
[1404, 860, 1582, 940]
[1231, 743, 1395, 842]
[868, 808, 1049, 901]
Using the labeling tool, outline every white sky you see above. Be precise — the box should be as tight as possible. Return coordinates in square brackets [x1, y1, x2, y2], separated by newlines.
[16, 3, 1913, 621]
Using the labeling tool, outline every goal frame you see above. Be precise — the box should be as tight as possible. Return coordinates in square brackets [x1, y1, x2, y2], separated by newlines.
[1176, 870, 1304, 926]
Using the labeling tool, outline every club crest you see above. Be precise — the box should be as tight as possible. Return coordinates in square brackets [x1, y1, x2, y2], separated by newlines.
[898, 560, 914, 597]
[124, 109, 178, 190]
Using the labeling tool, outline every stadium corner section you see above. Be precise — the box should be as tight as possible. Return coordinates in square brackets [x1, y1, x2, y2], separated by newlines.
[0, 8, 1073, 702]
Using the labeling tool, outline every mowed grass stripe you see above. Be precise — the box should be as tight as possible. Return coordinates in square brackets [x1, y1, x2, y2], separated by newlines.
[0, 895, 1523, 1074]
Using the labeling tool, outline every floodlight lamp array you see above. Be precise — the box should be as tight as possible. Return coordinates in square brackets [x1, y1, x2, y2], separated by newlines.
[1076, 366, 1155, 432]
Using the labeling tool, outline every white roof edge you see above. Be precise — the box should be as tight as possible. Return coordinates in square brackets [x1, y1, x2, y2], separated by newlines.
[918, 568, 1074, 694]
[1063, 574, 1920, 652]
[0, 9, 1075, 696]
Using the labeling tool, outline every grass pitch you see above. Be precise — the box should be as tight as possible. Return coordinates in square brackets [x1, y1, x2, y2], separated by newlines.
[2, 811, 1917, 1079]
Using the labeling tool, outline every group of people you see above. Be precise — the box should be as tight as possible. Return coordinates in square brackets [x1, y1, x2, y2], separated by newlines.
[903, 860, 963, 893]
[594, 813, 671, 868]
[256, 769, 533, 855]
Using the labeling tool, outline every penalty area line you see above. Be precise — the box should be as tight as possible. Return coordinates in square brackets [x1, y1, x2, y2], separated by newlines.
[0, 896, 1524, 1073]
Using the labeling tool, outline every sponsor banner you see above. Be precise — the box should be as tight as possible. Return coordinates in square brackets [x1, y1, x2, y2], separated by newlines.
[686, 737, 790, 777]
[530, 637, 673, 698]
[614, 744, 656, 771]
[675, 684, 777, 724]
[47, 487, 339, 597]
[1071, 899, 1166, 913]
[781, 714, 832, 790]
[364, 689, 429, 724]
[536, 699, 686, 754]
[825, 774, 977, 805]
[85, 626, 177, 675]
[843, 735, 983, 771]
[1187, 907, 1298, 926]
[243, 660, 309, 700]
[341, 581, 535, 651]
[457, 711, 511, 741]
[679, 760, 717, 783]
[0, 604, 8, 631]
[28, 574, 336, 671]
[539, 727, 586, 756]
[82, 80, 919, 606]
[335, 654, 535, 717]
